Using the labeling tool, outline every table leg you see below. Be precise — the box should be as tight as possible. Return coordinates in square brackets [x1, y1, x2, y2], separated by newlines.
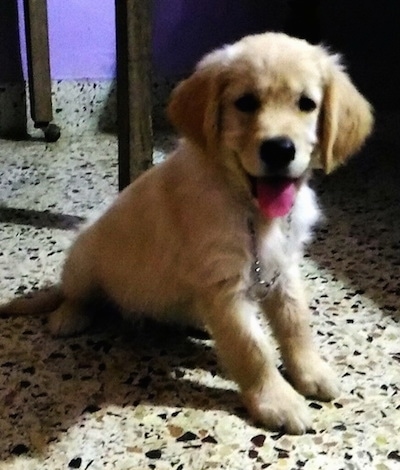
[115, 0, 153, 190]
[23, 0, 60, 142]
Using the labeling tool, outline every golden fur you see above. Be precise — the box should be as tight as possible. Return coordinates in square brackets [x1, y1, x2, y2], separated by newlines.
[0, 33, 373, 434]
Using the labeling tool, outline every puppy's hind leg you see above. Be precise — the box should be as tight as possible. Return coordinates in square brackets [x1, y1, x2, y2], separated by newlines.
[48, 301, 93, 337]
[48, 244, 97, 337]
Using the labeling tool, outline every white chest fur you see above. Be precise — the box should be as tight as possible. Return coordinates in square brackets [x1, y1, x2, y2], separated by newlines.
[254, 184, 320, 294]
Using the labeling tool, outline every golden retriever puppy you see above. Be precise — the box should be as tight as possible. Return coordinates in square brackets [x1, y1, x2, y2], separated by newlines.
[1, 33, 373, 434]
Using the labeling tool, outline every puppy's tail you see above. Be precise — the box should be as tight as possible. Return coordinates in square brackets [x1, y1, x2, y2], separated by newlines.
[0, 285, 63, 316]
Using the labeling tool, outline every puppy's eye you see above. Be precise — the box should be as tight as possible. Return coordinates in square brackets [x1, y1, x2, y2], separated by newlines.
[234, 93, 260, 113]
[298, 95, 317, 112]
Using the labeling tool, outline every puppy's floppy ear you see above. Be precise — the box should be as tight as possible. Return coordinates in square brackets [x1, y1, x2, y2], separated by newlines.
[319, 57, 374, 173]
[167, 64, 226, 150]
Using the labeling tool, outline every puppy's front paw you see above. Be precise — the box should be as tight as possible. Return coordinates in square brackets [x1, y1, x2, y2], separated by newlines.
[243, 371, 312, 435]
[288, 352, 340, 401]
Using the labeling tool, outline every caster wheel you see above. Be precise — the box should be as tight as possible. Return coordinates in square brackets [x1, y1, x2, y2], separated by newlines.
[44, 123, 61, 142]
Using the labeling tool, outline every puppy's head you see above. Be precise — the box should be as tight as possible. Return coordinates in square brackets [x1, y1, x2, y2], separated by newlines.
[168, 33, 373, 217]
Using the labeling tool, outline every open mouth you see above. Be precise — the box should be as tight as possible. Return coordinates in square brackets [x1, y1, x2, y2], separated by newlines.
[249, 175, 298, 218]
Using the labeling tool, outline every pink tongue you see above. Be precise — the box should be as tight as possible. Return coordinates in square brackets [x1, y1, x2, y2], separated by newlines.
[256, 179, 296, 218]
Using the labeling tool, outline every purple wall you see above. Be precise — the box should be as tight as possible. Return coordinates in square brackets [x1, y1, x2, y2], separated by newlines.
[17, 0, 116, 80]
[3, 0, 285, 82]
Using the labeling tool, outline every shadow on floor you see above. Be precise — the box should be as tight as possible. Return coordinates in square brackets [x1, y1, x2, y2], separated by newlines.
[0, 316, 245, 461]
[310, 127, 400, 322]
[0, 206, 85, 230]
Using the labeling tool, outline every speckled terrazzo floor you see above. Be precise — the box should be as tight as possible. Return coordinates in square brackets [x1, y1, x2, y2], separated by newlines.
[0, 130, 400, 470]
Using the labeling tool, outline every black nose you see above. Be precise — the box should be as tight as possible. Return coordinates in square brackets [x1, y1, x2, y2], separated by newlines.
[259, 137, 295, 172]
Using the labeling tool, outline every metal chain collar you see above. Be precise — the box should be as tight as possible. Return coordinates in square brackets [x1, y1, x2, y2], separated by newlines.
[247, 214, 292, 301]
